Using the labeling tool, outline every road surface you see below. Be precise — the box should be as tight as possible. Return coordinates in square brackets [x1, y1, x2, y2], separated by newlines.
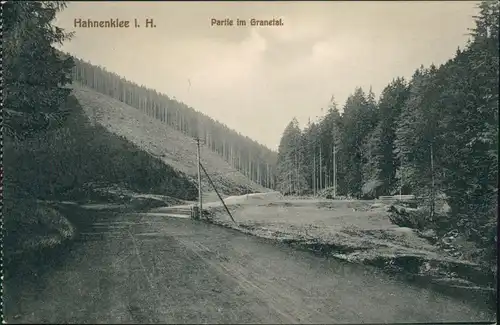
[4, 208, 494, 323]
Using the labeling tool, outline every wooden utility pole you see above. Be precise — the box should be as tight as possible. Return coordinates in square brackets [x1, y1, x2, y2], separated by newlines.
[196, 138, 203, 213]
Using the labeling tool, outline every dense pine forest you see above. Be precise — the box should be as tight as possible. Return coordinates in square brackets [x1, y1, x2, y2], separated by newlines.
[69, 59, 278, 189]
[275, 1, 498, 256]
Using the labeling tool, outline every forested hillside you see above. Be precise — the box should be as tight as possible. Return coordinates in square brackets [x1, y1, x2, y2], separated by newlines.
[275, 1, 498, 261]
[67, 59, 278, 189]
[70, 83, 268, 197]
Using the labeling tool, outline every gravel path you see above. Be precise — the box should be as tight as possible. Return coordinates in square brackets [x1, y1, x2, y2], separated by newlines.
[3, 209, 494, 324]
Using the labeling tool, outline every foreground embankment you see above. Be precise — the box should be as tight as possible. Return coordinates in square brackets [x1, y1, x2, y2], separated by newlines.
[4, 205, 494, 323]
[202, 193, 496, 312]
[3, 189, 181, 280]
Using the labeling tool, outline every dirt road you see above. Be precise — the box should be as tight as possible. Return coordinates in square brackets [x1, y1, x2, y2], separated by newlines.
[3, 208, 494, 324]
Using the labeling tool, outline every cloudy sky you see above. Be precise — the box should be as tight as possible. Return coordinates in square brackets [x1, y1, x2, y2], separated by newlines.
[55, 1, 479, 150]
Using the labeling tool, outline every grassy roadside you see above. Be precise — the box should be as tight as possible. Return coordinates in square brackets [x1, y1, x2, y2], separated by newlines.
[2, 204, 134, 325]
[4, 204, 97, 281]
[203, 199, 497, 312]
[2, 192, 184, 281]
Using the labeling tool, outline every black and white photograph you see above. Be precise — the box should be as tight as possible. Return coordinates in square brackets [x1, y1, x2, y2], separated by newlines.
[2, 1, 498, 323]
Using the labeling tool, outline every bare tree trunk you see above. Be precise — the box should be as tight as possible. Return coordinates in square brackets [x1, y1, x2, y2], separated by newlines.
[430, 142, 435, 221]
[257, 162, 261, 185]
[333, 143, 337, 198]
[313, 150, 316, 196]
[298, 155, 301, 195]
[331, 146, 334, 190]
[319, 145, 323, 191]
[266, 163, 270, 188]
[249, 159, 252, 181]
[295, 150, 299, 193]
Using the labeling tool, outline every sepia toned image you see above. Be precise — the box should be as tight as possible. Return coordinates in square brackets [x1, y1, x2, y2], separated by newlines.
[2, 1, 498, 324]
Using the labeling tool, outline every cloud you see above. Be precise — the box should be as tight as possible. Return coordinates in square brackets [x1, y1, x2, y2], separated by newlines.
[55, 1, 478, 149]
[187, 29, 268, 92]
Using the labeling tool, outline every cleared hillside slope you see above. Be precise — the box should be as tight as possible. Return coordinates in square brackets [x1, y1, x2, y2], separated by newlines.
[72, 84, 268, 199]
[4, 92, 200, 274]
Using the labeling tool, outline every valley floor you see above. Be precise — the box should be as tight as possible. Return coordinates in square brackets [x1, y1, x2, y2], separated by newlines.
[157, 193, 497, 310]
[3, 202, 494, 324]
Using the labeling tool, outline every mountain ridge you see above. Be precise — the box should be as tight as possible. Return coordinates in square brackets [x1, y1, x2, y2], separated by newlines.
[68, 55, 278, 190]
[72, 83, 269, 199]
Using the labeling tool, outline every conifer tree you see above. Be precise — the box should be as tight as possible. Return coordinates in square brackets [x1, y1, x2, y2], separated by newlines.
[4, 1, 75, 138]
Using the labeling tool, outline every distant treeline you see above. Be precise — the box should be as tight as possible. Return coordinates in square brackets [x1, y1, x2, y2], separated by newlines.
[275, 1, 498, 251]
[69, 58, 278, 189]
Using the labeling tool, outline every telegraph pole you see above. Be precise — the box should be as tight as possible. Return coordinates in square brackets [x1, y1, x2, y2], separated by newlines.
[196, 138, 203, 213]
[188, 78, 202, 218]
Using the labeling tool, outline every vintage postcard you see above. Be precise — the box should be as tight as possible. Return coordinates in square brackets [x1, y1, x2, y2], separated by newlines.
[2, 1, 498, 323]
